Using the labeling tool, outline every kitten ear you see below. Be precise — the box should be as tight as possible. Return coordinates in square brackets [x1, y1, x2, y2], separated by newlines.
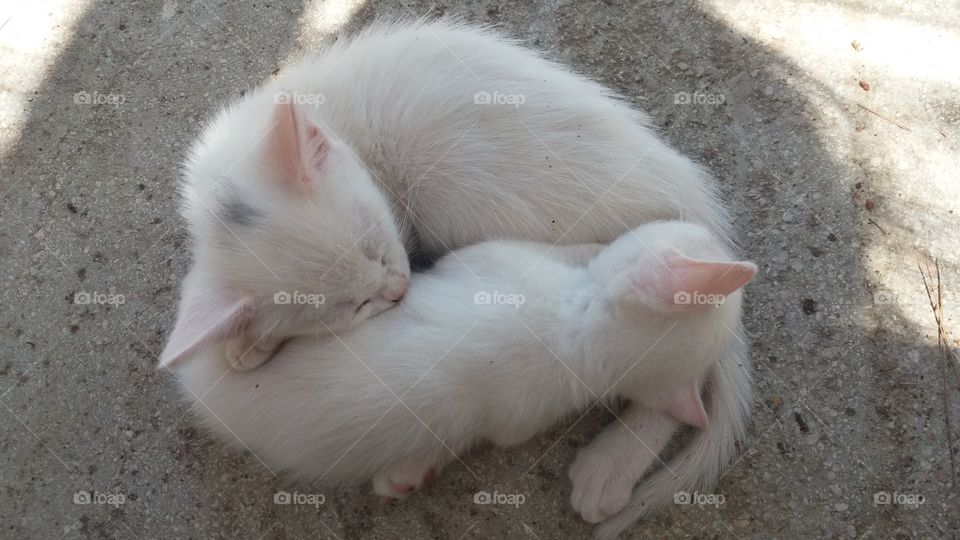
[660, 382, 708, 429]
[264, 94, 329, 194]
[158, 278, 255, 369]
[633, 253, 757, 308]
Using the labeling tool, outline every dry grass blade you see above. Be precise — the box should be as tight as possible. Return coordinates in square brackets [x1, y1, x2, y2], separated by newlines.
[918, 259, 960, 528]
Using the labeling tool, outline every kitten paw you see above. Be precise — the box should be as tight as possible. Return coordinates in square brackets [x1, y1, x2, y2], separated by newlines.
[569, 447, 636, 523]
[372, 466, 436, 501]
[226, 335, 284, 371]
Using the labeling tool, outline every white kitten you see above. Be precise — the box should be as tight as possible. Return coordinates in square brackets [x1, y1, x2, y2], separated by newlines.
[161, 20, 753, 536]
[161, 101, 410, 370]
[174, 221, 755, 526]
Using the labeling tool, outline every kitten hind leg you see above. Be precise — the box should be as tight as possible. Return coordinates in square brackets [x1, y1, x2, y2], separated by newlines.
[225, 334, 285, 371]
[373, 458, 441, 501]
[569, 404, 678, 523]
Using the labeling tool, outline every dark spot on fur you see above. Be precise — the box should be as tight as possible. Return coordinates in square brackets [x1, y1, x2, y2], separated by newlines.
[219, 190, 259, 227]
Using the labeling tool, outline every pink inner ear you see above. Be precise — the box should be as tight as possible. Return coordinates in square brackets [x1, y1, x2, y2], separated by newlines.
[667, 255, 757, 305]
[265, 97, 328, 193]
[158, 284, 255, 368]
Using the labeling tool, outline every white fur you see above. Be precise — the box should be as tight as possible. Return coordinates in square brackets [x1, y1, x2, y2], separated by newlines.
[172, 20, 753, 537]
[175, 222, 750, 521]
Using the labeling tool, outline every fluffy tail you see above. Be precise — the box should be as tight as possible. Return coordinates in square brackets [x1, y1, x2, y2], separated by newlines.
[594, 325, 753, 540]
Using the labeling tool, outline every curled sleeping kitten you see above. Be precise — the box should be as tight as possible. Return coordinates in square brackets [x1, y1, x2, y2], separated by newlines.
[162, 103, 411, 371]
[159, 20, 732, 370]
[174, 221, 756, 536]
[161, 20, 753, 535]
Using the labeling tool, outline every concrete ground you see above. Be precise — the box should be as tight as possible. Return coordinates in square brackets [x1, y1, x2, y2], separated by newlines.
[1, 0, 958, 538]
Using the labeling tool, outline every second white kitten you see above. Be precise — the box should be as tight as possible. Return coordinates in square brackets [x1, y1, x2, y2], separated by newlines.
[174, 221, 756, 533]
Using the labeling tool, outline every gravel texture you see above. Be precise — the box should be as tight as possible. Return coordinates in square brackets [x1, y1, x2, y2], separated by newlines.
[1, 0, 958, 538]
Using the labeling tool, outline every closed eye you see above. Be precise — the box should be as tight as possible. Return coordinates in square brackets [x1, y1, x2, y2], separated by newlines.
[355, 299, 371, 314]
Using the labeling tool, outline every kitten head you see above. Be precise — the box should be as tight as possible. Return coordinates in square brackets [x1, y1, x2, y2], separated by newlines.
[589, 221, 757, 428]
[159, 95, 409, 368]
[594, 221, 755, 313]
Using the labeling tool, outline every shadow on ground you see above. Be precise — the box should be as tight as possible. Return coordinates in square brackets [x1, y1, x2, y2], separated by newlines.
[0, 0, 955, 538]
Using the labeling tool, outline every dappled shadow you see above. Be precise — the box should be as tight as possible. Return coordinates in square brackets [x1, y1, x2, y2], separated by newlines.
[0, 0, 955, 538]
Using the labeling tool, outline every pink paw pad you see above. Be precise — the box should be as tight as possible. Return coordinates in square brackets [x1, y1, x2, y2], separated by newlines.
[373, 465, 440, 501]
[390, 482, 416, 494]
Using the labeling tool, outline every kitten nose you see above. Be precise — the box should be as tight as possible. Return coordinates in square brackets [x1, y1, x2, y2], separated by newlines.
[386, 274, 408, 302]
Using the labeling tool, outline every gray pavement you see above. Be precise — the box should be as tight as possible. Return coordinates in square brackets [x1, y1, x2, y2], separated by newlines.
[1, 0, 958, 538]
